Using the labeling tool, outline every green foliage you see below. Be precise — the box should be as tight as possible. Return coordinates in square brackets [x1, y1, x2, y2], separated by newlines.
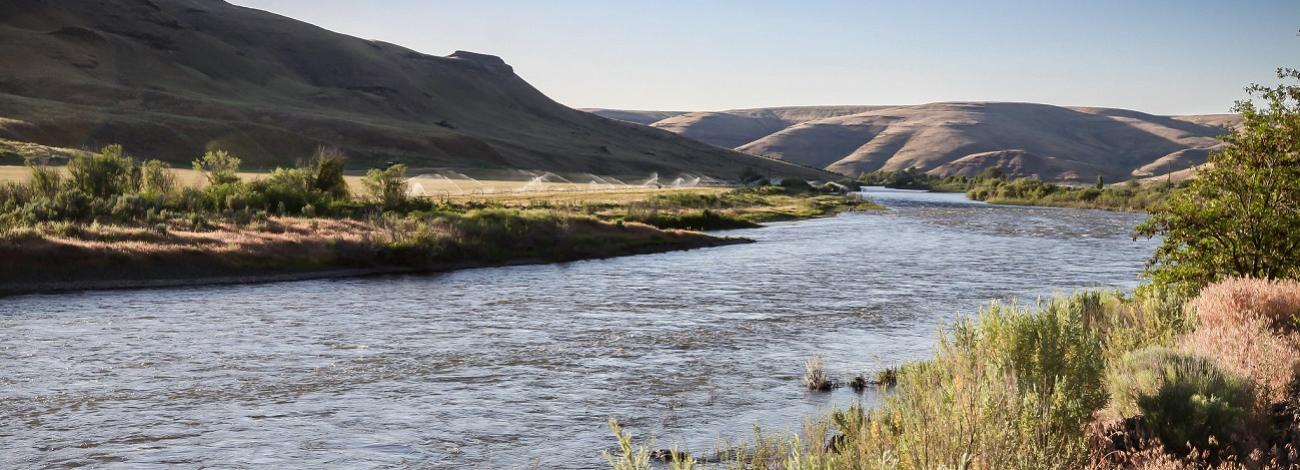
[966, 176, 1175, 211]
[1105, 347, 1253, 456]
[858, 168, 974, 192]
[842, 293, 1107, 469]
[193, 150, 242, 185]
[138, 159, 176, 197]
[1138, 67, 1300, 290]
[603, 419, 651, 470]
[67, 144, 134, 199]
[603, 419, 695, 470]
[309, 146, 350, 198]
[26, 158, 62, 198]
[364, 164, 408, 208]
[685, 291, 1197, 470]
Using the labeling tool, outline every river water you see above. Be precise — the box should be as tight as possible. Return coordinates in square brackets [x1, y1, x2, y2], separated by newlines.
[0, 188, 1157, 469]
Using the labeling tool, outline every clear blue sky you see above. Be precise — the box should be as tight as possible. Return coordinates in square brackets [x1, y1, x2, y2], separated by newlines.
[231, 0, 1298, 115]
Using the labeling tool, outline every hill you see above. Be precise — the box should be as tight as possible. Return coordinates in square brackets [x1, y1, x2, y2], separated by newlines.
[589, 103, 1240, 181]
[0, 0, 825, 180]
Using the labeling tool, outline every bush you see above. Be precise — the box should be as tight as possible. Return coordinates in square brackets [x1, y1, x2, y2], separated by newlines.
[364, 164, 408, 208]
[1105, 347, 1254, 457]
[27, 160, 62, 198]
[193, 149, 241, 185]
[138, 159, 176, 197]
[67, 144, 134, 199]
[1180, 277, 1300, 403]
[803, 354, 831, 391]
[309, 146, 349, 198]
[1191, 277, 1300, 334]
[828, 293, 1109, 469]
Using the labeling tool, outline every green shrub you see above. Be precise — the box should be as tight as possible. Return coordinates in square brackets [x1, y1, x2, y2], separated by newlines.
[364, 164, 408, 208]
[26, 160, 62, 198]
[816, 293, 1110, 470]
[309, 146, 349, 198]
[193, 150, 242, 185]
[110, 194, 151, 221]
[52, 188, 92, 220]
[138, 159, 176, 197]
[67, 144, 134, 199]
[1105, 346, 1253, 456]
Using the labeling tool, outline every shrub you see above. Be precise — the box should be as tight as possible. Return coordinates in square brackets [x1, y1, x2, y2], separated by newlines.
[1105, 347, 1254, 457]
[821, 293, 1110, 470]
[364, 164, 408, 208]
[67, 144, 134, 199]
[1191, 277, 1300, 334]
[110, 194, 151, 221]
[193, 150, 241, 185]
[803, 354, 831, 391]
[26, 159, 62, 198]
[1181, 277, 1300, 403]
[138, 159, 176, 197]
[310, 146, 349, 198]
[51, 188, 92, 220]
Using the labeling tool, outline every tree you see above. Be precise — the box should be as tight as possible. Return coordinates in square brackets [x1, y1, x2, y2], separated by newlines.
[1095, 175, 1105, 190]
[363, 163, 409, 208]
[1137, 67, 1300, 289]
[193, 150, 241, 185]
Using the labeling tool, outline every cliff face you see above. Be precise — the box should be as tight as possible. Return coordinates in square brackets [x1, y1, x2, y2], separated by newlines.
[0, 0, 825, 179]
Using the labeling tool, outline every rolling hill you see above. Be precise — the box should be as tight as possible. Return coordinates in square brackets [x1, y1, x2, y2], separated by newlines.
[0, 0, 826, 180]
[588, 103, 1240, 181]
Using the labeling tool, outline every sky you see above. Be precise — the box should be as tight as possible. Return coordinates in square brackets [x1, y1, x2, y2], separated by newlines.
[230, 0, 1299, 115]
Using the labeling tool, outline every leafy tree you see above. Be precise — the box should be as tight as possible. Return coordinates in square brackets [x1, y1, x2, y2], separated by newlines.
[67, 144, 133, 198]
[193, 150, 241, 185]
[1095, 175, 1104, 190]
[1137, 67, 1300, 289]
[363, 163, 408, 208]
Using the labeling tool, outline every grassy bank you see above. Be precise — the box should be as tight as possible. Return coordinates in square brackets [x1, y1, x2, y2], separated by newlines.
[966, 177, 1180, 212]
[857, 169, 1179, 211]
[0, 146, 874, 294]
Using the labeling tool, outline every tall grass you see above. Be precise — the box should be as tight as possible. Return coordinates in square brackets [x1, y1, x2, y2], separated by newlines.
[625, 288, 1240, 470]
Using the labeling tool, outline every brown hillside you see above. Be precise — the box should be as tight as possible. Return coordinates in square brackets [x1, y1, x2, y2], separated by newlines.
[592, 103, 1241, 181]
[0, 0, 825, 179]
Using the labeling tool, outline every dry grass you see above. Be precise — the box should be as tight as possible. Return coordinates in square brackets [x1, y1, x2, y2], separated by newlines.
[802, 354, 831, 391]
[1180, 278, 1300, 404]
[1191, 277, 1300, 334]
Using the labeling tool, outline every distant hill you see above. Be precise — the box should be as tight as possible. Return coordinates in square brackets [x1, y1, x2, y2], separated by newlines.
[0, 0, 826, 180]
[588, 103, 1240, 181]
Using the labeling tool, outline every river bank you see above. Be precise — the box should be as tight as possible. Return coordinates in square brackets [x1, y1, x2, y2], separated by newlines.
[0, 185, 873, 296]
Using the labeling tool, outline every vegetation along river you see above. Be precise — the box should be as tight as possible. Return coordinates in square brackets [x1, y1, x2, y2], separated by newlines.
[0, 188, 1158, 469]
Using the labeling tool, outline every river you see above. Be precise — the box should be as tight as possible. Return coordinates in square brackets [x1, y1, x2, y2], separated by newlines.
[0, 188, 1157, 469]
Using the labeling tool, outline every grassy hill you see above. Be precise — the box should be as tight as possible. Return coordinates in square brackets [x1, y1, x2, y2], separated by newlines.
[0, 0, 826, 180]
